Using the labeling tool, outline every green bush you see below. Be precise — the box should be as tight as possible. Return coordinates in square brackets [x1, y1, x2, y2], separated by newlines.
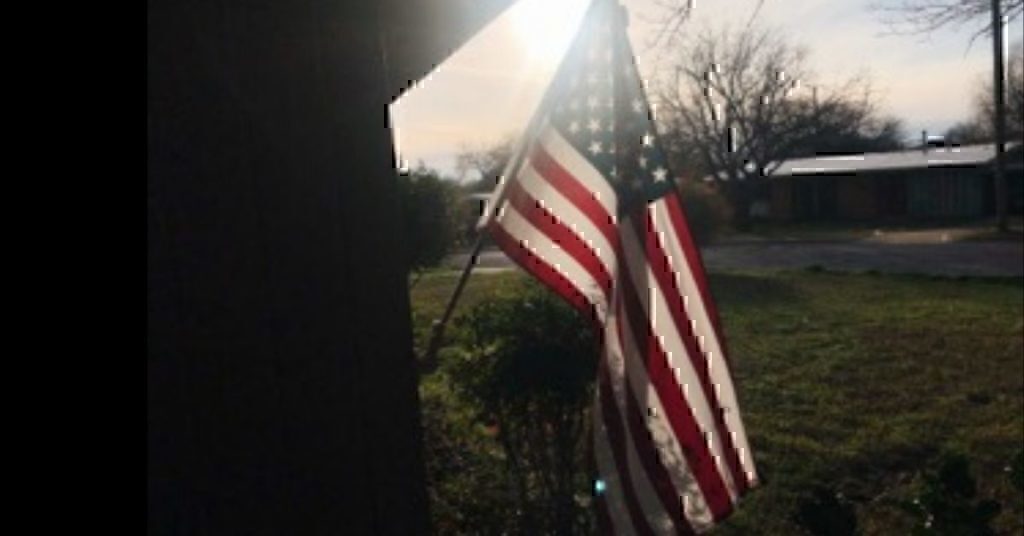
[901, 452, 1001, 535]
[794, 487, 858, 536]
[676, 179, 733, 245]
[445, 281, 599, 534]
[419, 375, 517, 534]
[396, 165, 459, 273]
[1012, 448, 1024, 494]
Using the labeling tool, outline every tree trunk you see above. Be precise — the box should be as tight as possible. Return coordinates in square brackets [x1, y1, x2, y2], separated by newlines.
[728, 180, 754, 231]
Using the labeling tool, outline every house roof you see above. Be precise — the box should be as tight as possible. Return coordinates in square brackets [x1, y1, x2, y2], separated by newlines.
[768, 142, 1022, 177]
[383, 0, 515, 101]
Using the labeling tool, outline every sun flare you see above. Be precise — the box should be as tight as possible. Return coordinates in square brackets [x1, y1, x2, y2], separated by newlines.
[509, 0, 591, 66]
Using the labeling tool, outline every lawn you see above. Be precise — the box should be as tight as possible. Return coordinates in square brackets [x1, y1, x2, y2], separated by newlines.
[411, 268, 1024, 534]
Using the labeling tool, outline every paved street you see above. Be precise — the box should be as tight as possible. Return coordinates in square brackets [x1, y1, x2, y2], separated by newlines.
[698, 239, 1023, 277]
[447, 235, 1024, 277]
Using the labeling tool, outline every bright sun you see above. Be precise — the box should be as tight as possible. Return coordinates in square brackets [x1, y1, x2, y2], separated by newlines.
[509, 0, 592, 65]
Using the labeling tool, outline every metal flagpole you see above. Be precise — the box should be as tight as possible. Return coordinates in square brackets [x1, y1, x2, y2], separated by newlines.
[417, 0, 605, 373]
[418, 95, 541, 374]
[419, 234, 485, 373]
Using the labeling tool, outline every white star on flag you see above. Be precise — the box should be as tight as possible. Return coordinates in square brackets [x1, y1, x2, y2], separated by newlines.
[477, 1, 759, 533]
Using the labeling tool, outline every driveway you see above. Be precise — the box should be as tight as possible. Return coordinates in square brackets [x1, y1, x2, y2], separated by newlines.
[446, 234, 1023, 277]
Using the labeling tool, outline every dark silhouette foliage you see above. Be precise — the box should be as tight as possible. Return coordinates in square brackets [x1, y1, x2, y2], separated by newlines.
[794, 486, 858, 536]
[901, 452, 1002, 535]
[447, 282, 599, 534]
[396, 165, 459, 273]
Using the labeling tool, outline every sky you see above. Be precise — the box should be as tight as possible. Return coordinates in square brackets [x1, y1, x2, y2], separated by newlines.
[389, 0, 1023, 179]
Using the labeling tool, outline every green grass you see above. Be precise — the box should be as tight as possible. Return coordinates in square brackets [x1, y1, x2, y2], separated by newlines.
[409, 269, 532, 354]
[412, 269, 1024, 534]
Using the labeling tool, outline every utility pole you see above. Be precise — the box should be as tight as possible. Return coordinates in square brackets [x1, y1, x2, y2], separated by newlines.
[991, 0, 1008, 232]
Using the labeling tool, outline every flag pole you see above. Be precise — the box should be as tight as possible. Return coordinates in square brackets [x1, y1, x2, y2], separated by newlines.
[418, 0, 602, 374]
[419, 234, 485, 373]
[418, 115, 539, 374]
[417, 125, 543, 374]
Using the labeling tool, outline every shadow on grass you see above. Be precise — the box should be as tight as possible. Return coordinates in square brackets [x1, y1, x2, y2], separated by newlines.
[708, 272, 800, 309]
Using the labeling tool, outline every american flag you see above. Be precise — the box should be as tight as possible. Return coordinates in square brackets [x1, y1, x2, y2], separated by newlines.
[479, 0, 758, 533]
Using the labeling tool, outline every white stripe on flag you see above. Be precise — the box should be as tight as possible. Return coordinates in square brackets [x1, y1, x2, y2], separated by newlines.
[593, 396, 637, 536]
[495, 203, 606, 311]
[650, 199, 757, 482]
[517, 161, 618, 276]
[619, 218, 740, 500]
[601, 304, 678, 534]
[605, 289, 717, 530]
[537, 128, 619, 221]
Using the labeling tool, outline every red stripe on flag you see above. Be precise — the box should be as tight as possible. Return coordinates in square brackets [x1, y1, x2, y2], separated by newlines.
[618, 364, 697, 535]
[615, 220, 735, 521]
[529, 145, 620, 254]
[664, 193, 756, 489]
[596, 363, 657, 536]
[641, 211, 750, 496]
[487, 220, 595, 320]
[662, 194, 732, 370]
[504, 180, 613, 298]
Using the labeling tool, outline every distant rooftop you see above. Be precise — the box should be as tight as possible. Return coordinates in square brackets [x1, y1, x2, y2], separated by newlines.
[769, 142, 1022, 177]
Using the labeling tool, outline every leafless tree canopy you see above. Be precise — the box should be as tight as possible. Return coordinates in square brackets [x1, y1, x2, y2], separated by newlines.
[981, 39, 1024, 137]
[642, 0, 696, 52]
[946, 40, 1024, 142]
[1008, 41, 1024, 134]
[455, 137, 514, 191]
[660, 27, 805, 181]
[873, 0, 1023, 39]
[643, 0, 766, 52]
[658, 26, 902, 181]
[655, 25, 903, 227]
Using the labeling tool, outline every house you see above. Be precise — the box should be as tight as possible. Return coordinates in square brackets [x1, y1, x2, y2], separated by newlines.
[149, 0, 517, 533]
[754, 143, 1024, 222]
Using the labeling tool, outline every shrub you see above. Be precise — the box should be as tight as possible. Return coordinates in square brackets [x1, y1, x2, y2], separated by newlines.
[676, 179, 733, 245]
[1012, 449, 1024, 494]
[794, 487, 858, 536]
[419, 375, 517, 534]
[396, 165, 459, 273]
[446, 281, 599, 534]
[901, 452, 1001, 535]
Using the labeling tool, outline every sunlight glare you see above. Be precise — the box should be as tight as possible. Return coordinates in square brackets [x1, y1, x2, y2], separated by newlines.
[510, 0, 591, 67]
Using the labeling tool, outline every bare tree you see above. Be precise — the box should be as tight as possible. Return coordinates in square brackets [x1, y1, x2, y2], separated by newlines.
[643, 0, 765, 52]
[978, 40, 1024, 139]
[945, 40, 1024, 143]
[873, 0, 1021, 230]
[657, 25, 903, 228]
[944, 119, 992, 143]
[452, 139, 516, 245]
[1008, 40, 1024, 136]
[643, 0, 697, 52]
[873, 0, 1022, 39]
[455, 136, 515, 192]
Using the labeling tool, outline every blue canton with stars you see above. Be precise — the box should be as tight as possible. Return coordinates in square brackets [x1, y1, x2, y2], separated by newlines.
[538, 1, 673, 215]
